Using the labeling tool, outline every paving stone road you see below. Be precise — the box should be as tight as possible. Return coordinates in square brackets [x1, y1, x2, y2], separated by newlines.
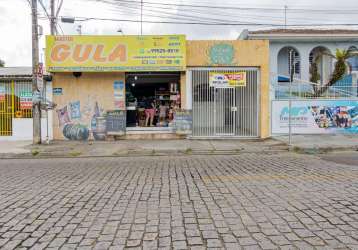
[0, 153, 358, 250]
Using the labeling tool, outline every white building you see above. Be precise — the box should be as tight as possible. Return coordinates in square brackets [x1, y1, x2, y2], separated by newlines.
[0, 67, 53, 141]
[239, 29, 358, 93]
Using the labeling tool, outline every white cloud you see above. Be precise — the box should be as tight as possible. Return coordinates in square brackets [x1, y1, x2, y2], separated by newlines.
[1, 0, 358, 66]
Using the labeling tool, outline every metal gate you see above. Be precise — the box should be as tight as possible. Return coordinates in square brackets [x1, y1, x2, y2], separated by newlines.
[191, 68, 259, 138]
[0, 80, 33, 136]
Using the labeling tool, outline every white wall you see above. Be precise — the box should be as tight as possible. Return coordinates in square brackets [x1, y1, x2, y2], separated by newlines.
[0, 81, 53, 142]
[270, 41, 358, 83]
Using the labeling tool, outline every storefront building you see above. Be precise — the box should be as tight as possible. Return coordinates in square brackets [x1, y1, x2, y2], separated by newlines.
[0, 67, 53, 141]
[46, 35, 269, 140]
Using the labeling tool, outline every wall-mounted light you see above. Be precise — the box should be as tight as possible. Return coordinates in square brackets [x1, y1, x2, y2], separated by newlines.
[134, 76, 138, 81]
[131, 83, 136, 87]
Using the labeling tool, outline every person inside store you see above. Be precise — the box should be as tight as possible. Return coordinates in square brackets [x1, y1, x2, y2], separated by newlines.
[144, 97, 156, 127]
[159, 101, 169, 126]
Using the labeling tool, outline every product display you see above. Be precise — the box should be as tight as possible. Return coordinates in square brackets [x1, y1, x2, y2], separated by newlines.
[126, 81, 180, 127]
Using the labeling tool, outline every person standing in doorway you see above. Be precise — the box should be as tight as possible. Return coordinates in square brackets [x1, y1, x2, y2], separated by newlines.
[144, 97, 155, 127]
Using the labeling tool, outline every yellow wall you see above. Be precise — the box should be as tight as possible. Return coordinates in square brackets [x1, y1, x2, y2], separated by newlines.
[52, 72, 124, 140]
[186, 40, 270, 138]
[52, 39, 270, 139]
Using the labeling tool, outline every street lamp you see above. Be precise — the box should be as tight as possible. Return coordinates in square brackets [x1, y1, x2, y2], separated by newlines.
[117, 28, 124, 35]
[61, 17, 75, 23]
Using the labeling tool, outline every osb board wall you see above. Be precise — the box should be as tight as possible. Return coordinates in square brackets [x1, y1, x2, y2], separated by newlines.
[186, 40, 270, 138]
[52, 72, 125, 140]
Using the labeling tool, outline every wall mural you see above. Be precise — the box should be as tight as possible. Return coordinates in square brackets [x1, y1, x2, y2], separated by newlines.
[56, 96, 107, 141]
[208, 43, 235, 65]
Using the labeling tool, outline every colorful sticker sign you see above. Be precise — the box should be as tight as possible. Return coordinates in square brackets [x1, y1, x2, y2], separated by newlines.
[46, 35, 186, 72]
[20, 91, 32, 109]
[209, 72, 246, 87]
[0, 86, 6, 102]
[114, 81, 125, 110]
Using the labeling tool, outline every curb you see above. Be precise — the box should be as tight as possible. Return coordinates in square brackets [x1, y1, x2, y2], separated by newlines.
[0, 148, 289, 160]
[288, 145, 358, 155]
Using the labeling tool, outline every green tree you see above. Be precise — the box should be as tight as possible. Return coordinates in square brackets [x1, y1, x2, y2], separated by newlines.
[0, 59, 4, 67]
[313, 48, 356, 97]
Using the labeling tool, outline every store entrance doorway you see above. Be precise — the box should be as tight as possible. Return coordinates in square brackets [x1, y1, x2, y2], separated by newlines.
[125, 72, 181, 130]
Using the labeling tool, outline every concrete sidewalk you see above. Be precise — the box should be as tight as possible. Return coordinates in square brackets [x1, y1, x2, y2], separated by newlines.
[0, 139, 288, 158]
[274, 134, 358, 154]
[0, 134, 356, 158]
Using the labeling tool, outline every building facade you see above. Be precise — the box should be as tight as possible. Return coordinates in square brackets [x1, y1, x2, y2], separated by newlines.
[0, 67, 53, 141]
[47, 35, 270, 140]
[240, 29, 358, 135]
[240, 29, 358, 91]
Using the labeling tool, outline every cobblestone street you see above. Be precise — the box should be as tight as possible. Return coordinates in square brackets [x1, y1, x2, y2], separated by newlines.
[0, 153, 358, 250]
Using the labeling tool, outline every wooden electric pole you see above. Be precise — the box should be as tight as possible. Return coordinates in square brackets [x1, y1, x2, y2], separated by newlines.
[32, 0, 41, 144]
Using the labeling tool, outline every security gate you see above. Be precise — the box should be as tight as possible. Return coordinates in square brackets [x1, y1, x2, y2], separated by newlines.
[191, 68, 259, 138]
[0, 80, 33, 136]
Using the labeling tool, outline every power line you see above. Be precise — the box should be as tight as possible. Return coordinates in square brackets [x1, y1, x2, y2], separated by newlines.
[60, 15, 358, 27]
[89, 0, 358, 13]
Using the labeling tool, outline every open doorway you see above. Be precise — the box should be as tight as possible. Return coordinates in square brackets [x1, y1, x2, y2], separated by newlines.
[125, 72, 181, 129]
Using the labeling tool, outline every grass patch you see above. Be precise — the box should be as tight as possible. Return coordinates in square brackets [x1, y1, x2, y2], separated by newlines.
[31, 149, 39, 156]
[69, 151, 82, 157]
[185, 148, 193, 155]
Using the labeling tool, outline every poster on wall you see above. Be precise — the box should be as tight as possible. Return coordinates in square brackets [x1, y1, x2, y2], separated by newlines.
[209, 72, 246, 88]
[69, 101, 81, 119]
[272, 100, 358, 134]
[113, 81, 125, 110]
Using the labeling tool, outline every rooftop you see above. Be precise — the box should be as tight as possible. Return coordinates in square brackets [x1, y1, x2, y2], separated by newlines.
[249, 29, 358, 35]
[0, 67, 32, 77]
[240, 28, 358, 42]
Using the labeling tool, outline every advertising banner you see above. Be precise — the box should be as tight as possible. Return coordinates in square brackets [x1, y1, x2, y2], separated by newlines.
[209, 72, 246, 87]
[113, 81, 125, 110]
[272, 100, 358, 134]
[46, 35, 186, 72]
[20, 91, 32, 109]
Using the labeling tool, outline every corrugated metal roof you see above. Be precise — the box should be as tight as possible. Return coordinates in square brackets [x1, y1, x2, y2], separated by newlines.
[0, 67, 32, 76]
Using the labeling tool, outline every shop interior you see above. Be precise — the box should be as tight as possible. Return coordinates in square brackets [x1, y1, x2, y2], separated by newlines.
[125, 72, 181, 128]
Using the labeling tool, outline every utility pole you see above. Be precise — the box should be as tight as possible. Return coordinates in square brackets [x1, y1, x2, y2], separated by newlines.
[32, 0, 41, 144]
[140, 0, 143, 35]
[50, 0, 56, 35]
[284, 5, 288, 29]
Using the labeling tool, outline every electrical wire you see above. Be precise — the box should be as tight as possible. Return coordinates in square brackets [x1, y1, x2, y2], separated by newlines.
[89, 0, 358, 13]
[59, 15, 358, 27]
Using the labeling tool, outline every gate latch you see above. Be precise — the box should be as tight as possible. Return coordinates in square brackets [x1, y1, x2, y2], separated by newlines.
[231, 107, 238, 112]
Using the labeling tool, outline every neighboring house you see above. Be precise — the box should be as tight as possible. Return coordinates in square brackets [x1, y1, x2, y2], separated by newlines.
[0, 67, 52, 141]
[239, 29, 358, 94]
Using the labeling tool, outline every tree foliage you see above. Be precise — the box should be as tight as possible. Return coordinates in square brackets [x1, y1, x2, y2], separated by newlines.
[0, 59, 4, 67]
[313, 49, 353, 97]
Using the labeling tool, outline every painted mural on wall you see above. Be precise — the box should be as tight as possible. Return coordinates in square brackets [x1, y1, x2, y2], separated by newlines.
[207, 43, 236, 66]
[56, 96, 108, 140]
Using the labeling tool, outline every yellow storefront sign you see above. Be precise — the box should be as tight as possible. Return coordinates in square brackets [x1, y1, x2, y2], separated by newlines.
[209, 72, 247, 87]
[46, 35, 186, 72]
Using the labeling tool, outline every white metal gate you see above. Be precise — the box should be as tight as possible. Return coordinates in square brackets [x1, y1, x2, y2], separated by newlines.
[191, 68, 259, 138]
